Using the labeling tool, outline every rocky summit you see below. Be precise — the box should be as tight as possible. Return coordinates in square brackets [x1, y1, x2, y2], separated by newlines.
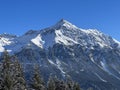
[0, 19, 120, 90]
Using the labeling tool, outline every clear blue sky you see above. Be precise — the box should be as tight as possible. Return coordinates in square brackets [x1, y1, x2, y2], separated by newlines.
[0, 0, 120, 41]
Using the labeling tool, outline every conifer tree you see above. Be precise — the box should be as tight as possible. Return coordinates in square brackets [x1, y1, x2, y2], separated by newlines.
[2, 50, 14, 90]
[66, 75, 74, 90]
[55, 80, 67, 90]
[47, 75, 55, 90]
[0, 50, 27, 90]
[0, 62, 4, 90]
[12, 56, 27, 90]
[73, 82, 81, 90]
[51, 76, 68, 90]
[30, 64, 46, 90]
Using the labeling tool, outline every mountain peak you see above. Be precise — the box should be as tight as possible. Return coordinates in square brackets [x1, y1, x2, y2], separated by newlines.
[55, 19, 71, 26]
[52, 19, 78, 29]
[58, 19, 69, 24]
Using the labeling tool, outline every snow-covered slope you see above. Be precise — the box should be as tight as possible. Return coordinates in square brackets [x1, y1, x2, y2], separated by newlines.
[0, 34, 16, 52]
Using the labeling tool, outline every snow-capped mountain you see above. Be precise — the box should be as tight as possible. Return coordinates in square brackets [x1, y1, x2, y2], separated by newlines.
[1, 19, 119, 53]
[0, 19, 120, 90]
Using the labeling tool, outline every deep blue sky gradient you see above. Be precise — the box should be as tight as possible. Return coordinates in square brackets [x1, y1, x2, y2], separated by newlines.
[0, 0, 120, 41]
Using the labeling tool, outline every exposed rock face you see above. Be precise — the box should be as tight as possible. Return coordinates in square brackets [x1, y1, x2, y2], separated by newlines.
[0, 19, 120, 90]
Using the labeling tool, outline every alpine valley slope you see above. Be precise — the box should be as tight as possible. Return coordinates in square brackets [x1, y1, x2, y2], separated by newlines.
[0, 19, 120, 90]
